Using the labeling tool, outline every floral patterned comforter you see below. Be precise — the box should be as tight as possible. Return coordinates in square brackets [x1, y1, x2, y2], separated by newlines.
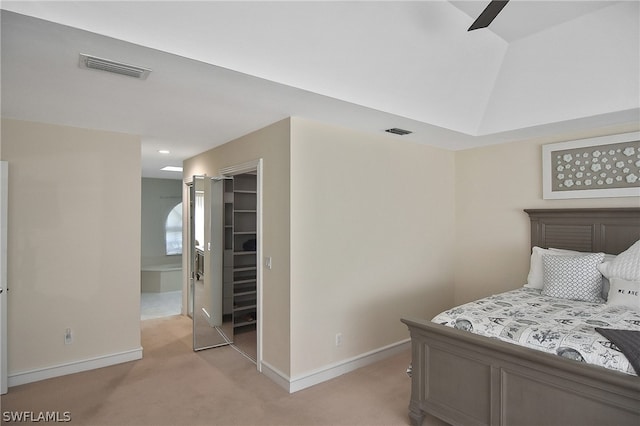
[432, 288, 640, 376]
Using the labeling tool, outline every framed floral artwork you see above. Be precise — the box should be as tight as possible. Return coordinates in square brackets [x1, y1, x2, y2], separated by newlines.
[542, 132, 640, 199]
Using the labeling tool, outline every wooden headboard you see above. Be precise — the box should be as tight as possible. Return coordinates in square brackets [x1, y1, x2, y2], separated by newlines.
[525, 208, 640, 255]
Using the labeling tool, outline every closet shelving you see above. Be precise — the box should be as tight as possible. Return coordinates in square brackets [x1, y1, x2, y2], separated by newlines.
[224, 174, 257, 333]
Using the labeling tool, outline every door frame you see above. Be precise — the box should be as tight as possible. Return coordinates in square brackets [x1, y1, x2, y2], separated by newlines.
[220, 159, 263, 372]
[1, 161, 8, 394]
[184, 179, 195, 319]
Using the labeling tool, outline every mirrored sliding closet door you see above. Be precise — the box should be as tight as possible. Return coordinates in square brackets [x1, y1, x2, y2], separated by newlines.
[189, 176, 233, 351]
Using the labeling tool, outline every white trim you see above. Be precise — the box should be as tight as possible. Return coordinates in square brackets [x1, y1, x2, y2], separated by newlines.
[220, 159, 264, 372]
[0, 161, 7, 394]
[8, 347, 143, 388]
[256, 161, 263, 372]
[542, 132, 640, 199]
[260, 360, 291, 391]
[219, 160, 261, 177]
[289, 339, 410, 393]
[261, 339, 410, 393]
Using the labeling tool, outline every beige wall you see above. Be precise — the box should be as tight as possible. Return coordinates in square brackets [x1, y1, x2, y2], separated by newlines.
[1, 113, 635, 386]
[184, 117, 456, 379]
[183, 118, 292, 375]
[454, 125, 640, 305]
[289, 118, 455, 376]
[1, 119, 141, 374]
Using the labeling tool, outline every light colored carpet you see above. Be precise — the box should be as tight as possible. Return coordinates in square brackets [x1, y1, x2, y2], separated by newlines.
[140, 291, 182, 320]
[1, 315, 449, 426]
[232, 329, 257, 362]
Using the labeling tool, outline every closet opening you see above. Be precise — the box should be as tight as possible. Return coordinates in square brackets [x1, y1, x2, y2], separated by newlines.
[224, 172, 258, 362]
[185, 159, 263, 368]
[220, 160, 263, 369]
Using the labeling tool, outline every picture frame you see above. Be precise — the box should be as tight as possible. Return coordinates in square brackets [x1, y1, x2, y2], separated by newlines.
[542, 132, 640, 199]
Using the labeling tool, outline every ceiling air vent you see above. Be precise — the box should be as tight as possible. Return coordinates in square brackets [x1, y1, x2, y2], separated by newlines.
[385, 128, 412, 136]
[79, 54, 152, 80]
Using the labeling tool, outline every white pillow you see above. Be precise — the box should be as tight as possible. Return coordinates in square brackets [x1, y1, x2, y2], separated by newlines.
[598, 240, 640, 282]
[525, 247, 580, 289]
[607, 277, 640, 310]
[600, 253, 617, 300]
[541, 252, 605, 303]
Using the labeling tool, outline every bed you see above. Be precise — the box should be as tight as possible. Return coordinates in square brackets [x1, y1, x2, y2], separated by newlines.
[401, 208, 640, 426]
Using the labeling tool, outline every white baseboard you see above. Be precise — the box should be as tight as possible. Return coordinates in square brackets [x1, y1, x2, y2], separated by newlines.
[260, 360, 291, 391]
[8, 347, 143, 388]
[261, 339, 410, 393]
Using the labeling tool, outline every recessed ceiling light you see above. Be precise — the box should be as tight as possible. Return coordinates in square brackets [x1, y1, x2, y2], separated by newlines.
[161, 166, 183, 172]
[158, 150, 170, 154]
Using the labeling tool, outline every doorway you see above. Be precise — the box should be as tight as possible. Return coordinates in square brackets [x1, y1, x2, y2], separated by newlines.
[140, 178, 183, 321]
[185, 160, 262, 367]
[220, 158, 263, 371]
[223, 171, 258, 362]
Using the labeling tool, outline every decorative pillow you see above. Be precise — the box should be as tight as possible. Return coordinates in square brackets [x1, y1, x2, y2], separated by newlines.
[607, 277, 640, 310]
[598, 240, 640, 282]
[600, 253, 617, 301]
[541, 252, 605, 303]
[525, 247, 580, 289]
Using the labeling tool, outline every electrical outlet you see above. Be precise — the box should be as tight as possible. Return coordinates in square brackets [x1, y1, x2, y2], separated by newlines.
[335, 333, 343, 347]
[64, 328, 73, 345]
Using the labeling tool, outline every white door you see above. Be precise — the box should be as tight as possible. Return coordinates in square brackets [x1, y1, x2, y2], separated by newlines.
[1, 161, 8, 394]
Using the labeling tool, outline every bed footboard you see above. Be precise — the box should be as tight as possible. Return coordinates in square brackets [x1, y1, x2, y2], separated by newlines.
[401, 317, 640, 426]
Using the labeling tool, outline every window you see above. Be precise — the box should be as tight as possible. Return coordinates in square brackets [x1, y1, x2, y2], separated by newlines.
[165, 202, 183, 255]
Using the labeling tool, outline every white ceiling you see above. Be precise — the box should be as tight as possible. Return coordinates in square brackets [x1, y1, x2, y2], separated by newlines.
[1, 1, 638, 179]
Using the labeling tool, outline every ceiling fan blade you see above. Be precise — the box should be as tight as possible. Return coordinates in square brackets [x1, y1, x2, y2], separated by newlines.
[468, 0, 509, 31]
